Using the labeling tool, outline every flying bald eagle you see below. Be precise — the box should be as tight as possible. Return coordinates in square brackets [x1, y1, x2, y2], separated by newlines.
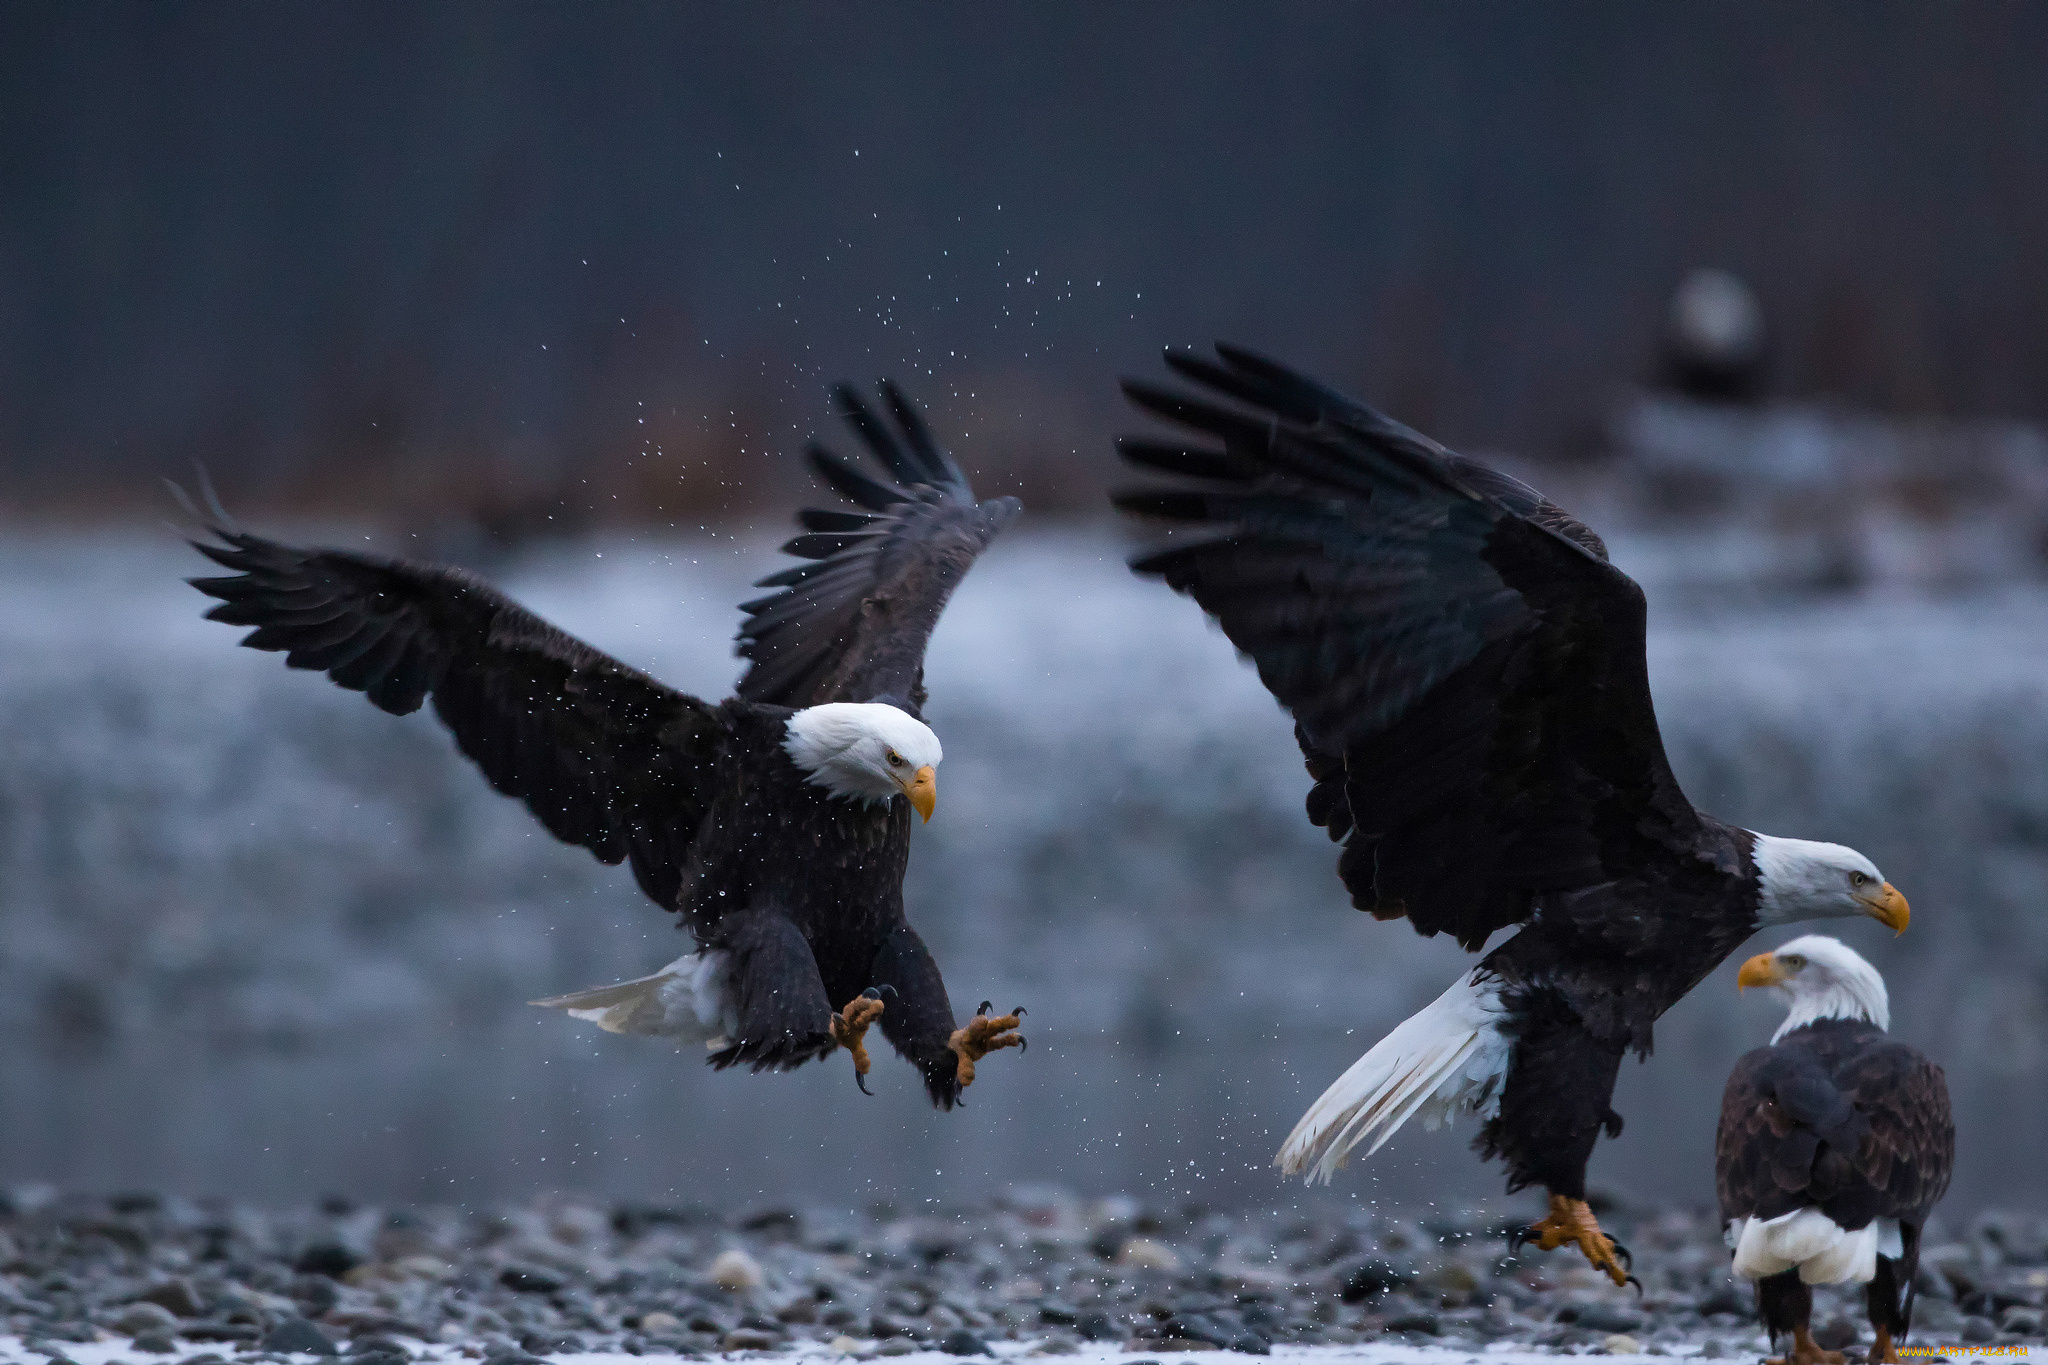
[1719, 936, 1953, 1365]
[1112, 345, 1911, 1284]
[185, 382, 1024, 1107]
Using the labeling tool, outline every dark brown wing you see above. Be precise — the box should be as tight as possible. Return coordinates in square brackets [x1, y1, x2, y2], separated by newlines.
[734, 381, 1020, 715]
[1835, 1040, 1955, 1224]
[1716, 1027, 1954, 1229]
[1114, 344, 1698, 951]
[189, 526, 723, 911]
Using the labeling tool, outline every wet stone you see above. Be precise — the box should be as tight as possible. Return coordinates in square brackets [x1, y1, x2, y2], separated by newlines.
[138, 1281, 209, 1320]
[1571, 1304, 1646, 1333]
[1383, 1310, 1441, 1335]
[518, 1332, 584, 1355]
[285, 1277, 340, 1317]
[292, 1246, 362, 1280]
[1073, 1310, 1120, 1341]
[258, 1318, 337, 1355]
[114, 1303, 183, 1337]
[498, 1267, 564, 1295]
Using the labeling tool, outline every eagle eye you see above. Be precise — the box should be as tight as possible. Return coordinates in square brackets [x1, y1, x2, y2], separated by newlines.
[1850, 871, 1869, 887]
[885, 749, 904, 767]
[1783, 954, 1805, 969]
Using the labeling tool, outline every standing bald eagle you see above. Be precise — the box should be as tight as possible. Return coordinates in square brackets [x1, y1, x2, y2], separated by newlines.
[186, 382, 1024, 1108]
[1719, 936, 1953, 1365]
[1112, 345, 1911, 1283]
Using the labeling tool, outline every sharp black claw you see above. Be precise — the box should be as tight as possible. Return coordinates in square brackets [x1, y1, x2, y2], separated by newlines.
[879, 983, 898, 1001]
[1018, 1035, 1028, 1053]
[1624, 1273, 1643, 1296]
[1507, 1225, 1534, 1256]
[1610, 1239, 1634, 1271]
[1013, 1005, 1027, 1017]
[977, 1000, 993, 1015]
[856, 1071, 873, 1096]
[861, 986, 883, 1000]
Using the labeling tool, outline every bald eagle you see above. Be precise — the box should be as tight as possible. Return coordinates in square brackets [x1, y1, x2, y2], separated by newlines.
[1112, 345, 1911, 1284]
[1719, 936, 1953, 1365]
[186, 382, 1024, 1107]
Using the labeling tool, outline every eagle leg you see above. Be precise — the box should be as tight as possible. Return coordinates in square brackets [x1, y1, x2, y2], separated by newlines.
[1867, 1325, 1897, 1365]
[1763, 1326, 1847, 1365]
[948, 1000, 1026, 1089]
[1510, 1194, 1636, 1290]
[831, 986, 893, 1095]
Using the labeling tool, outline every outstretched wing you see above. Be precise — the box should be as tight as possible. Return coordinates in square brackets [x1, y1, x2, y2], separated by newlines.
[188, 526, 723, 911]
[1113, 344, 1698, 950]
[735, 381, 1021, 715]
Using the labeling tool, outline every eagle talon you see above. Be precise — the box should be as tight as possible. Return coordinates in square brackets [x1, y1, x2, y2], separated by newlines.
[948, 1007, 1025, 1089]
[1515, 1195, 1633, 1288]
[831, 992, 889, 1093]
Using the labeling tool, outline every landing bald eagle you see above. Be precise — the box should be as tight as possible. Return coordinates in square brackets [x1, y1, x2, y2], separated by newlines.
[187, 382, 1024, 1107]
[1719, 936, 1953, 1365]
[1112, 345, 1911, 1283]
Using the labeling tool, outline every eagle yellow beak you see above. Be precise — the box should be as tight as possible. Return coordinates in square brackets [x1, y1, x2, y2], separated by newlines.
[1857, 881, 1910, 935]
[1737, 953, 1789, 991]
[903, 765, 937, 823]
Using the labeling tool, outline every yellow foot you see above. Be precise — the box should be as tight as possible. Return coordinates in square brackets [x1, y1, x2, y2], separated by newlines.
[1766, 1327, 1847, 1365]
[1510, 1194, 1637, 1289]
[1868, 1325, 1898, 1365]
[947, 1000, 1026, 1088]
[832, 987, 890, 1094]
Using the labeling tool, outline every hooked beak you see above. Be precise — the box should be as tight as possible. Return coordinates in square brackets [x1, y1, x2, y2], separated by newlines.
[901, 765, 936, 823]
[1737, 953, 1789, 991]
[1857, 881, 1910, 935]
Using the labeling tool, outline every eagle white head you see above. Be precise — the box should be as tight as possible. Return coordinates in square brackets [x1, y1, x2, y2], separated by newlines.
[1751, 835, 1910, 935]
[782, 702, 943, 821]
[1737, 933, 1890, 1042]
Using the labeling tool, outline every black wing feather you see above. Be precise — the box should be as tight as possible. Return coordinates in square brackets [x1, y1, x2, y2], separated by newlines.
[1114, 345, 1688, 949]
[187, 526, 723, 911]
[735, 382, 1020, 714]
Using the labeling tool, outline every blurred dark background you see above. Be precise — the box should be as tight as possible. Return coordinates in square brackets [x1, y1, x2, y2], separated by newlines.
[4, 2, 2046, 528]
[3, 4, 2047, 1220]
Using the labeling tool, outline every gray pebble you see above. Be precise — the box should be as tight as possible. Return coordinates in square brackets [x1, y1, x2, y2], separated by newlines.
[114, 1303, 183, 1337]
[258, 1319, 337, 1356]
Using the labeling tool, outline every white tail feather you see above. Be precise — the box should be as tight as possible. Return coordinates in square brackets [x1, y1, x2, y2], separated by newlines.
[1276, 969, 1511, 1184]
[531, 951, 733, 1047]
[1729, 1211, 1900, 1285]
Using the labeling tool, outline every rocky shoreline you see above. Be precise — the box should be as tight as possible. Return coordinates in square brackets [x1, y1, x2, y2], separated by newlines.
[2, 1191, 2043, 1363]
